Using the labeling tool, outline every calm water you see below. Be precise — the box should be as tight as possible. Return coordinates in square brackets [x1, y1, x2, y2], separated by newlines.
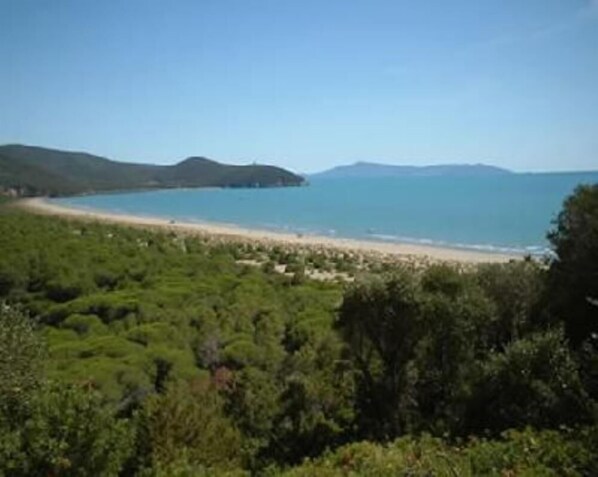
[55, 173, 598, 255]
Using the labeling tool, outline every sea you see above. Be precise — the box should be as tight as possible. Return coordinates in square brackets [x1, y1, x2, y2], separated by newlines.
[53, 173, 598, 256]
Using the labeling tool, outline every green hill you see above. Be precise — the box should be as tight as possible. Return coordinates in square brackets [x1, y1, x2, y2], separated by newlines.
[0, 144, 304, 197]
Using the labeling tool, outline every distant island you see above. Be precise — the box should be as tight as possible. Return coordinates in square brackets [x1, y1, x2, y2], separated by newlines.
[0, 144, 305, 197]
[310, 161, 512, 178]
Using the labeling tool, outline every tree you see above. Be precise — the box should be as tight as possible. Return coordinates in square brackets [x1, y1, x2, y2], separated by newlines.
[337, 271, 424, 438]
[337, 267, 498, 438]
[0, 304, 44, 405]
[0, 305, 133, 476]
[415, 266, 495, 434]
[335, 264, 592, 439]
[0, 384, 134, 477]
[547, 184, 598, 347]
[135, 379, 242, 472]
[272, 333, 355, 464]
[476, 261, 546, 345]
[223, 367, 281, 468]
[465, 329, 594, 433]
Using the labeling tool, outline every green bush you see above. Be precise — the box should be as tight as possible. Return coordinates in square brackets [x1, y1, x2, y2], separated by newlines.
[0, 305, 44, 404]
[0, 383, 134, 477]
[134, 380, 243, 473]
[283, 428, 598, 477]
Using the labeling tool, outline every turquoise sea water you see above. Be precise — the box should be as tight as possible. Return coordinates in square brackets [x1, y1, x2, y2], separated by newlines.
[54, 173, 598, 255]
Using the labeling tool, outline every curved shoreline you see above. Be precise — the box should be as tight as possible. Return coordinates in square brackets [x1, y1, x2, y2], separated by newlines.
[17, 197, 519, 264]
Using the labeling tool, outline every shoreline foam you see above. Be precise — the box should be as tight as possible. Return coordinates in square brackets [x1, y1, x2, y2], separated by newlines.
[17, 197, 520, 264]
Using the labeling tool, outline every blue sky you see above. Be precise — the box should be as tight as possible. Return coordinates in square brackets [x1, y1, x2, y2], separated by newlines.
[1, 0, 597, 172]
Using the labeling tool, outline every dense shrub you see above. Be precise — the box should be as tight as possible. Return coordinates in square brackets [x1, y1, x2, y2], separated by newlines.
[0, 383, 134, 477]
[282, 428, 598, 477]
[134, 380, 242, 473]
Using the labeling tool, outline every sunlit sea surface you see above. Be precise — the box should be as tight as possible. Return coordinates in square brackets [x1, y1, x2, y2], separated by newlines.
[54, 173, 598, 255]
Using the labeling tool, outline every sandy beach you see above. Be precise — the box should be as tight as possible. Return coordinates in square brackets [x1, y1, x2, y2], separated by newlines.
[17, 197, 519, 264]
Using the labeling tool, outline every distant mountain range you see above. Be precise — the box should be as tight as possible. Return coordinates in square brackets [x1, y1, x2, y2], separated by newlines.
[0, 145, 305, 197]
[310, 161, 512, 178]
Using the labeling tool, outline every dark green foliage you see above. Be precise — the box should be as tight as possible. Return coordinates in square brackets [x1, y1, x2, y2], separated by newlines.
[338, 264, 596, 440]
[134, 379, 242, 473]
[0, 384, 134, 477]
[338, 270, 425, 438]
[0, 305, 44, 404]
[0, 144, 304, 197]
[467, 329, 594, 432]
[338, 266, 493, 438]
[547, 184, 598, 347]
[0, 154, 82, 197]
[476, 260, 546, 343]
[546, 184, 598, 405]
[272, 332, 355, 464]
[225, 367, 282, 464]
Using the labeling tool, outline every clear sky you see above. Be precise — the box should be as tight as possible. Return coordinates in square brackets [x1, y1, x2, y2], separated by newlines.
[1, 0, 597, 173]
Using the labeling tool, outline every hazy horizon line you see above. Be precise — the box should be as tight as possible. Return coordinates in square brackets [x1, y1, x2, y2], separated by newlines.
[2, 142, 597, 176]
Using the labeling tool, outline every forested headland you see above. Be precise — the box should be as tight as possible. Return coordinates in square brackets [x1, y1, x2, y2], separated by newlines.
[0, 184, 597, 476]
[0, 145, 305, 197]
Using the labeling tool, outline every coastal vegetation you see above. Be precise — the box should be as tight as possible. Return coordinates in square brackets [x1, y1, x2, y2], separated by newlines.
[0, 184, 597, 475]
[0, 145, 305, 197]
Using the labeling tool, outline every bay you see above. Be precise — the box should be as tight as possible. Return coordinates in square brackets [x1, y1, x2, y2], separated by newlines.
[54, 172, 598, 255]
